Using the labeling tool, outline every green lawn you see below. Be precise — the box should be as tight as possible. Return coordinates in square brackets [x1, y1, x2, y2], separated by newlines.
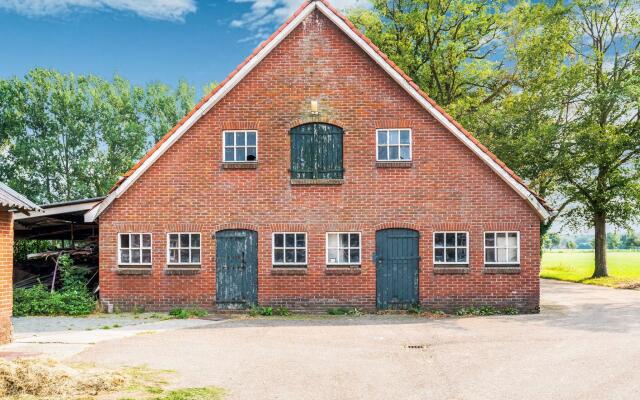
[541, 251, 640, 288]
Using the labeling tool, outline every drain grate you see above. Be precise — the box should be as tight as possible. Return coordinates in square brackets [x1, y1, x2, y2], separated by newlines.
[406, 344, 427, 349]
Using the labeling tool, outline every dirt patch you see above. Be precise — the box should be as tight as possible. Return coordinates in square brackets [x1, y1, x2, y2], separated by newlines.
[0, 358, 125, 399]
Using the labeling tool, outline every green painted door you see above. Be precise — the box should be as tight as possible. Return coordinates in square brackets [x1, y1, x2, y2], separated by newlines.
[215, 230, 258, 309]
[375, 229, 420, 309]
[290, 123, 343, 179]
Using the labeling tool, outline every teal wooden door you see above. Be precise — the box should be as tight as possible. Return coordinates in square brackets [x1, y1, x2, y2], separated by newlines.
[215, 230, 258, 309]
[290, 123, 343, 179]
[375, 229, 420, 309]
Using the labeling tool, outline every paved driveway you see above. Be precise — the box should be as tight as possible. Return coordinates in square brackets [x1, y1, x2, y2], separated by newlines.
[5, 280, 640, 399]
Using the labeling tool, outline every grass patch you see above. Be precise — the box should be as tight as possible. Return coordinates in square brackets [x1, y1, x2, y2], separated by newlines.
[455, 306, 518, 316]
[541, 251, 640, 288]
[148, 387, 226, 400]
[168, 308, 208, 319]
[327, 307, 363, 316]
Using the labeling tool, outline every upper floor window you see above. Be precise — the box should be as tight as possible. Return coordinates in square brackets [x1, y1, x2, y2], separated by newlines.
[119, 233, 152, 266]
[434, 232, 468, 264]
[290, 123, 343, 179]
[167, 233, 201, 265]
[377, 129, 411, 161]
[485, 232, 519, 264]
[273, 232, 307, 266]
[224, 131, 257, 162]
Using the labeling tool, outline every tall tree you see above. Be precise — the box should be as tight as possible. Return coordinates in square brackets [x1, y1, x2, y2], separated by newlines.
[0, 69, 198, 203]
[552, 0, 640, 277]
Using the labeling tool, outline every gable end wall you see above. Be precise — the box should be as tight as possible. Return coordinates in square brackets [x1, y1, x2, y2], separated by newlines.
[98, 11, 540, 313]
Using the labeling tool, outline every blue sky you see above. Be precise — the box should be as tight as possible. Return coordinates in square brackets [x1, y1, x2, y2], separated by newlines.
[0, 0, 369, 95]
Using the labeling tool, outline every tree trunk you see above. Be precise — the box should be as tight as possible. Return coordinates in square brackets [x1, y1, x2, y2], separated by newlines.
[593, 211, 608, 278]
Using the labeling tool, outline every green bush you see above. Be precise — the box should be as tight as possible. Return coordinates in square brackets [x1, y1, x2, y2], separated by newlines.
[249, 306, 273, 316]
[169, 308, 208, 319]
[274, 306, 291, 316]
[13, 254, 96, 317]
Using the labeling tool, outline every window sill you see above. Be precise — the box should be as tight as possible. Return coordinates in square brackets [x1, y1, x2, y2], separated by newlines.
[325, 266, 361, 275]
[483, 264, 521, 274]
[290, 179, 343, 185]
[433, 265, 469, 274]
[116, 267, 152, 276]
[271, 267, 307, 276]
[221, 162, 258, 169]
[164, 266, 201, 275]
[376, 161, 412, 168]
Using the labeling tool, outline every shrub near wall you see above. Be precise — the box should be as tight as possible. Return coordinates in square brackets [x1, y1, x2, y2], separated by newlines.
[13, 255, 96, 316]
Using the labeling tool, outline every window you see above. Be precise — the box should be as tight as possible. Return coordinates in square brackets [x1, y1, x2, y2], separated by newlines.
[377, 129, 411, 161]
[434, 232, 468, 264]
[326, 233, 361, 265]
[223, 131, 257, 162]
[167, 233, 201, 265]
[273, 233, 307, 266]
[485, 232, 520, 264]
[119, 233, 152, 266]
[290, 123, 343, 179]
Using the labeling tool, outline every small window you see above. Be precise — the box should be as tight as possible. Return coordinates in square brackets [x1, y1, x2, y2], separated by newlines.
[167, 233, 201, 265]
[377, 129, 411, 161]
[273, 233, 307, 266]
[434, 232, 468, 264]
[223, 131, 257, 162]
[119, 233, 152, 266]
[485, 232, 520, 264]
[326, 233, 361, 265]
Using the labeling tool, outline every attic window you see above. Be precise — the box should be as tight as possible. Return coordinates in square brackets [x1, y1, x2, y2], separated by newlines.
[224, 131, 257, 162]
[377, 129, 411, 161]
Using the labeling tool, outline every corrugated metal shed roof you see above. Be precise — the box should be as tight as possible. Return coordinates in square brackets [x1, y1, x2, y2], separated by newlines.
[0, 182, 39, 212]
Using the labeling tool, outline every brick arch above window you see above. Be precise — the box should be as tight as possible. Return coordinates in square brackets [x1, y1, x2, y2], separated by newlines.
[288, 117, 347, 132]
[212, 223, 259, 235]
[373, 222, 422, 232]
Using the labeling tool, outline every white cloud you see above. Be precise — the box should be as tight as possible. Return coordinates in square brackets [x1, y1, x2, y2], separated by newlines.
[0, 0, 197, 22]
[230, 0, 369, 41]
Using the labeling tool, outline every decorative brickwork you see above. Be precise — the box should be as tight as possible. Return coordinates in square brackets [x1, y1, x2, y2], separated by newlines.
[99, 10, 540, 313]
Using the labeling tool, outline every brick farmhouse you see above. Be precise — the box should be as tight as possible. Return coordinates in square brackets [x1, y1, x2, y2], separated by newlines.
[85, 0, 552, 313]
[0, 183, 38, 343]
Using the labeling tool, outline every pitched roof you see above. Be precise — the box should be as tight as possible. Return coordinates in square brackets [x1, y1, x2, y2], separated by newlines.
[0, 182, 39, 213]
[86, 0, 552, 222]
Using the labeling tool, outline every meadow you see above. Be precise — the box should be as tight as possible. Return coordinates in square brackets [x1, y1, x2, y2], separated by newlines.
[541, 250, 640, 288]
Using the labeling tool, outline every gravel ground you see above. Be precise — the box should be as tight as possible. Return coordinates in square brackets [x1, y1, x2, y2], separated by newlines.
[12, 313, 169, 334]
[3, 281, 640, 399]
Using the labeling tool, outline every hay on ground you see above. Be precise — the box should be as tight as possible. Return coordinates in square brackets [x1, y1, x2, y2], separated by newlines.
[0, 358, 126, 398]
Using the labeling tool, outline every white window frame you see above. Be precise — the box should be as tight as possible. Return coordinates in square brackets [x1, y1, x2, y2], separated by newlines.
[222, 130, 258, 163]
[118, 233, 152, 266]
[484, 231, 520, 264]
[166, 232, 202, 266]
[326, 232, 362, 266]
[433, 231, 469, 265]
[376, 128, 412, 162]
[272, 232, 307, 266]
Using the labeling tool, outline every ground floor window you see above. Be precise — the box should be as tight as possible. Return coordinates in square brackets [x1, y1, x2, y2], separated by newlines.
[434, 232, 468, 264]
[167, 233, 201, 265]
[272, 233, 307, 266]
[119, 233, 152, 266]
[484, 232, 519, 264]
[326, 232, 361, 265]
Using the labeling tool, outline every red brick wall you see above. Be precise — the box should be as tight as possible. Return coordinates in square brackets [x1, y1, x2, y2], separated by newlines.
[99, 11, 540, 313]
[0, 209, 13, 343]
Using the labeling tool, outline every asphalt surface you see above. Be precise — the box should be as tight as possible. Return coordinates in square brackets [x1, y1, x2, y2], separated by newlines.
[4, 280, 640, 399]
